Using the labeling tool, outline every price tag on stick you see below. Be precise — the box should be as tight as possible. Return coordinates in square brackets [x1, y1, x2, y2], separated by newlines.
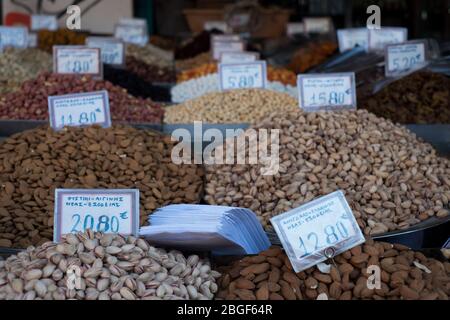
[31, 14, 58, 31]
[54, 189, 139, 242]
[297, 73, 357, 112]
[271, 191, 365, 272]
[86, 37, 125, 66]
[219, 61, 267, 91]
[48, 90, 111, 130]
[385, 41, 427, 77]
[53, 46, 103, 78]
[0, 26, 28, 49]
[368, 27, 408, 51]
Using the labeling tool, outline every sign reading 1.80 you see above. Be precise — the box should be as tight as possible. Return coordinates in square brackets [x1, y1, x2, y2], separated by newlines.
[219, 61, 267, 91]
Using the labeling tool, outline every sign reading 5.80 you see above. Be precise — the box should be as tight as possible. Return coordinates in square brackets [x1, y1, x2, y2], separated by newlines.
[219, 61, 267, 91]
[53, 46, 102, 78]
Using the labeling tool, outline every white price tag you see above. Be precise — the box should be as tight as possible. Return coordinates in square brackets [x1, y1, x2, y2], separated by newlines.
[287, 23, 305, 36]
[31, 14, 58, 31]
[304, 17, 332, 34]
[213, 40, 244, 60]
[54, 189, 139, 242]
[219, 61, 267, 91]
[385, 41, 427, 77]
[368, 27, 408, 51]
[337, 28, 369, 52]
[119, 17, 147, 28]
[204, 21, 229, 32]
[114, 24, 148, 45]
[297, 73, 356, 112]
[28, 33, 38, 48]
[220, 51, 259, 63]
[48, 91, 111, 130]
[86, 37, 125, 66]
[0, 26, 28, 49]
[53, 46, 102, 78]
[271, 191, 365, 272]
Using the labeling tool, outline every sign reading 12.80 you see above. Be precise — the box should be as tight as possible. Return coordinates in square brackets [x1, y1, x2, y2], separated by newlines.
[48, 90, 111, 130]
[53, 46, 102, 78]
[53, 189, 139, 242]
[219, 61, 267, 91]
[297, 72, 356, 112]
[271, 191, 365, 272]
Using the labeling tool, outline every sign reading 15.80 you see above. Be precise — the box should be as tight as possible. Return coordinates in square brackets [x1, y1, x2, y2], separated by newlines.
[219, 61, 267, 91]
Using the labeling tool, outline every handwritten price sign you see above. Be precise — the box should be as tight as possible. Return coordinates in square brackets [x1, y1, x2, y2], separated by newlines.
[53, 46, 102, 78]
[54, 189, 139, 242]
[385, 41, 427, 77]
[219, 61, 267, 91]
[271, 191, 365, 272]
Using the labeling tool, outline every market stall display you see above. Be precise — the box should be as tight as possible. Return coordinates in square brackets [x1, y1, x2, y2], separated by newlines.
[216, 241, 450, 300]
[0, 73, 164, 123]
[125, 56, 176, 84]
[288, 41, 337, 73]
[165, 89, 298, 123]
[0, 125, 204, 248]
[204, 109, 450, 234]
[126, 44, 174, 69]
[37, 29, 87, 53]
[0, 230, 220, 300]
[176, 52, 212, 71]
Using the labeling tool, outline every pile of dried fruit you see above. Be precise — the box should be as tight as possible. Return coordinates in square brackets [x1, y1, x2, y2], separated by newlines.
[0, 125, 204, 248]
[0, 48, 52, 95]
[205, 109, 450, 234]
[359, 71, 450, 124]
[126, 56, 176, 83]
[0, 231, 220, 300]
[177, 63, 297, 86]
[37, 29, 87, 53]
[216, 241, 450, 300]
[288, 41, 337, 73]
[0, 72, 164, 123]
[165, 89, 298, 123]
[126, 44, 174, 69]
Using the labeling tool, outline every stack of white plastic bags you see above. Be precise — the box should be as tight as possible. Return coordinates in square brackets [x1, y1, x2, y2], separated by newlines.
[140, 205, 271, 255]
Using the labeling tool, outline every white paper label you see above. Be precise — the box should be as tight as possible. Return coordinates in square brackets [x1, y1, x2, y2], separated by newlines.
[369, 27, 408, 51]
[287, 23, 305, 36]
[0, 26, 28, 49]
[54, 189, 139, 242]
[48, 91, 111, 130]
[298, 73, 356, 112]
[220, 51, 259, 63]
[28, 33, 38, 48]
[86, 37, 125, 66]
[31, 14, 58, 31]
[53, 46, 102, 78]
[271, 191, 365, 272]
[385, 42, 426, 77]
[115, 24, 148, 45]
[213, 40, 244, 60]
[219, 61, 267, 91]
[337, 28, 369, 52]
[204, 21, 228, 33]
[304, 17, 332, 34]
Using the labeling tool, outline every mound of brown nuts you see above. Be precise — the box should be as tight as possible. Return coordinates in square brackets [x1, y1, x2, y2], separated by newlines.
[38, 29, 87, 53]
[0, 125, 204, 248]
[0, 72, 164, 123]
[0, 230, 220, 300]
[205, 109, 450, 235]
[216, 241, 450, 300]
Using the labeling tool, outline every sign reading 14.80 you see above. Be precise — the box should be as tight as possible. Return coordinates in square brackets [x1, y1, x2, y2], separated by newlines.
[48, 90, 111, 130]
[53, 189, 139, 242]
[271, 191, 365, 272]
[219, 61, 267, 91]
[53, 46, 102, 78]
[297, 73, 356, 112]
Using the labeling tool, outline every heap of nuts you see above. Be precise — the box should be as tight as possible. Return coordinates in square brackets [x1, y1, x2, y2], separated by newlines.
[38, 29, 87, 53]
[216, 241, 450, 300]
[176, 52, 212, 71]
[0, 48, 52, 95]
[0, 125, 204, 248]
[0, 72, 164, 123]
[0, 231, 220, 300]
[205, 109, 450, 235]
[288, 41, 337, 74]
[165, 89, 298, 123]
[359, 71, 450, 124]
[126, 56, 176, 83]
[126, 44, 174, 69]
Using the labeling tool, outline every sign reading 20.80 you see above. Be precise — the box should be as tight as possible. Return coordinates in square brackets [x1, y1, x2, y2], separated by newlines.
[219, 61, 267, 91]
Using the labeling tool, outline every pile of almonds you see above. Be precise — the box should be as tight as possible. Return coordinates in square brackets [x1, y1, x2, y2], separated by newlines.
[165, 89, 298, 124]
[216, 241, 450, 300]
[0, 230, 220, 300]
[205, 109, 450, 234]
[0, 125, 204, 248]
[0, 72, 164, 123]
